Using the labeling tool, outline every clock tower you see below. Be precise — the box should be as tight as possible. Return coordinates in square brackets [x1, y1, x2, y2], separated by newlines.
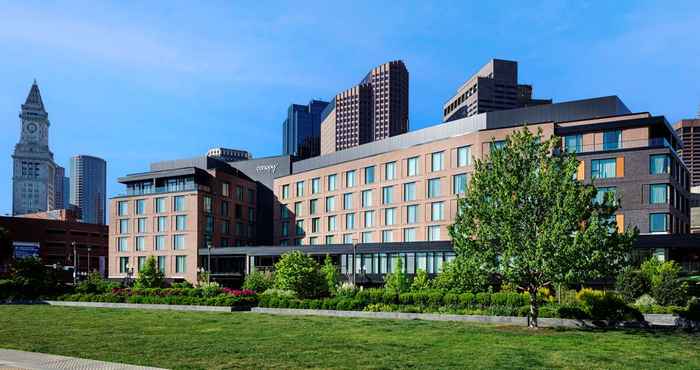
[12, 80, 56, 215]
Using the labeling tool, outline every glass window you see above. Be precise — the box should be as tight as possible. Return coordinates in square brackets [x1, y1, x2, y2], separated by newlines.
[343, 234, 353, 244]
[361, 231, 373, 243]
[174, 196, 186, 212]
[343, 193, 353, 210]
[155, 197, 166, 213]
[491, 140, 506, 151]
[649, 184, 669, 204]
[362, 190, 373, 208]
[137, 256, 146, 272]
[222, 182, 230, 197]
[403, 182, 416, 201]
[431, 202, 444, 221]
[294, 201, 303, 216]
[564, 134, 583, 153]
[175, 215, 187, 231]
[385, 162, 397, 180]
[406, 205, 418, 224]
[295, 220, 304, 235]
[407, 157, 418, 176]
[325, 235, 335, 245]
[457, 146, 471, 167]
[203, 196, 212, 214]
[137, 218, 147, 233]
[328, 215, 337, 231]
[312, 218, 320, 233]
[384, 208, 396, 226]
[135, 236, 145, 251]
[650, 154, 670, 175]
[327, 174, 337, 191]
[404, 228, 416, 242]
[431, 152, 444, 172]
[382, 230, 393, 242]
[119, 219, 129, 234]
[157, 256, 166, 273]
[135, 199, 145, 215]
[428, 178, 441, 198]
[296, 181, 304, 197]
[345, 170, 356, 187]
[311, 178, 320, 194]
[345, 213, 355, 229]
[364, 211, 374, 227]
[175, 256, 187, 273]
[281, 184, 289, 200]
[591, 159, 617, 179]
[595, 187, 617, 205]
[428, 225, 441, 241]
[156, 216, 167, 232]
[117, 237, 128, 252]
[603, 130, 621, 150]
[119, 257, 129, 273]
[453, 174, 468, 195]
[649, 213, 669, 233]
[309, 199, 318, 215]
[248, 189, 255, 203]
[364, 166, 375, 184]
[173, 234, 185, 250]
[236, 186, 244, 201]
[326, 196, 336, 212]
[117, 201, 128, 216]
[155, 235, 165, 250]
[382, 186, 394, 204]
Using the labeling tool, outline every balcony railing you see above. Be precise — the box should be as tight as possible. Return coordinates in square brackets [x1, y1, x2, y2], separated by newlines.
[116, 183, 198, 197]
[564, 138, 677, 155]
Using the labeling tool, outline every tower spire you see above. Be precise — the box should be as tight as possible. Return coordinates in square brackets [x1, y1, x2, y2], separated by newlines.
[23, 80, 44, 110]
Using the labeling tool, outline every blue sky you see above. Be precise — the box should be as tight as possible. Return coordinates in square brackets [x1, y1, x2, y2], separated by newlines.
[1, 0, 699, 215]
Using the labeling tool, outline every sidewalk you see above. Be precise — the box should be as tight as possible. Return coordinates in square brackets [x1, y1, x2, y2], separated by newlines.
[0, 348, 167, 370]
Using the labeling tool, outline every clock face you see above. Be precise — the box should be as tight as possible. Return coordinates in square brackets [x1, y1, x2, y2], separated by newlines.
[26, 123, 37, 133]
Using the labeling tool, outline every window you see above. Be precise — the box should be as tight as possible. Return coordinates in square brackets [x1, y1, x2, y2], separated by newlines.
[310, 199, 318, 215]
[382, 230, 393, 243]
[155, 235, 165, 251]
[219, 201, 228, 217]
[364, 166, 375, 184]
[403, 182, 416, 201]
[312, 218, 320, 233]
[431, 152, 444, 172]
[294, 201, 303, 216]
[326, 196, 336, 212]
[175, 215, 187, 231]
[385, 162, 397, 180]
[361, 231, 373, 243]
[428, 178, 441, 198]
[295, 220, 304, 235]
[453, 174, 468, 195]
[591, 159, 616, 179]
[325, 235, 335, 244]
[345, 170, 356, 187]
[296, 181, 304, 197]
[650, 154, 670, 175]
[364, 210, 374, 227]
[431, 202, 444, 221]
[174, 196, 186, 212]
[157, 256, 166, 273]
[406, 205, 418, 224]
[311, 178, 320, 194]
[248, 189, 255, 203]
[345, 213, 355, 229]
[362, 190, 373, 208]
[281, 222, 289, 237]
[175, 256, 187, 273]
[407, 157, 418, 176]
[173, 234, 185, 250]
[281, 184, 290, 199]
[428, 225, 441, 241]
[343, 234, 353, 244]
[118, 201, 128, 216]
[595, 187, 617, 205]
[222, 182, 230, 197]
[384, 208, 396, 226]
[382, 186, 394, 204]
[328, 216, 337, 231]
[135, 199, 145, 215]
[203, 196, 212, 214]
[236, 186, 244, 201]
[491, 140, 506, 151]
[117, 237, 128, 252]
[327, 174, 337, 191]
[564, 134, 583, 153]
[155, 197, 166, 213]
[343, 193, 353, 210]
[137, 218, 147, 233]
[403, 228, 417, 242]
[119, 257, 129, 273]
[603, 130, 621, 150]
[649, 213, 670, 233]
[457, 146, 471, 167]
[135, 236, 145, 251]
[157, 216, 167, 232]
[119, 219, 129, 234]
[649, 184, 669, 204]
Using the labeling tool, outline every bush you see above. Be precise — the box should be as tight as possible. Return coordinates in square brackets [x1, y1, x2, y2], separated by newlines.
[242, 270, 275, 293]
[679, 297, 700, 322]
[651, 262, 688, 306]
[8, 257, 62, 299]
[321, 255, 339, 294]
[410, 269, 431, 291]
[633, 294, 657, 307]
[133, 256, 164, 289]
[557, 303, 589, 320]
[364, 303, 395, 312]
[491, 292, 527, 307]
[335, 282, 358, 299]
[615, 267, 650, 303]
[384, 258, 409, 293]
[76, 272, 120, 294]
[0, 279, 16, 300]
[170, 281, 193, 289]
[274, 251, 328, 298]
[576, 288, 643, 323]
[432, 257, 490, 293]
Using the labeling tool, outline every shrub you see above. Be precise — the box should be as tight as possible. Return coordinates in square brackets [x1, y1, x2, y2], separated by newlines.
[8, 257, 62, 299]
[459, 293, 475, 308]
[443, 293, 460, 307]
[334, 282, 358, 299]
[364, 303, 395, 312]
[410, 269, 431, 291]
[634, 294, 657, 307]
[576, 289, 643, 323]
[475, 292, 491, 307]
[242, 270, 275, 293]
[76, 272, 119, 294]
[0, 279, 16, 300]
[491, 292, 527, 307]
[321, 255, 339, 294]
[384, 258, 409, 293]
[557, 303, 589, 320]
[274, 251, 328, 298]
[679, 297, 700, 322]
[133, 256, 164, 289]
[382, 290, 398, 304]
[199, 282, 222, 297]
[651, 262, 688, 307]
[170, 281, 193, 289]
[615, 267, 650, 303]
[367, 288, 385, 304]
[432, 257, 490, 293]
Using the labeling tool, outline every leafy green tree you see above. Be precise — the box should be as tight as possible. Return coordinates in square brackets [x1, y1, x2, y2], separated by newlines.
[76, 271, 120, 294]
[384, 258, 409, 293]
[9, 257, 60, 298]
[321, 255, 339, 294]
[432, 256, 491, 293]
[641, 258, 688, 306]
[410, 269, 431, 291]
[274, 251, 327, 298]
[242, 270, 275, 293]
[134, 256, 164, 289]
[615, 266, 650, 303]
[449, 127, 637, 327]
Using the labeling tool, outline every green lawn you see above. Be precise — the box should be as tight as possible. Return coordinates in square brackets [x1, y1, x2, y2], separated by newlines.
[0, 306, 698, 369]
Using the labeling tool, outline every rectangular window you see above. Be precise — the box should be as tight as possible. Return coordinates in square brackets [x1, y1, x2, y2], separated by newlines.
[385, 162, 397, 180]
[310, 199, 318, 215]
[361, 231, 373, 243]
[325, 235, 335, 245]
[564, 134, 583, 153]
[155, 197, 166, 213]
[407, 157, 418, 176]
[295, 220, 304, 235]
[222, 182, 230, 197]
[221, 201, 229, 217]
[119, 257, 129, 273]
[326, 196, 336, 212]
[591, 159, 617, 179]
[343, 193, 353, 210]
[457, 146, 471, 167]
[203, 196, 212, 214]
[431, 152, 444, 172]
[650, 154, 670, 175]
[431, 202, 444, 221]
[296, 181, 304, 197]
[135, 236, 145, 251]
[118, 201, 128, 216]
[595, 187, 617, 205]
[280, 205, 290, 220]
[173, 234, 185, 250]
[382, 186, 394, 204]
[403, 228, 416, 242]
[157, 256, 166, 273]
[135, 199, 145, 215]
[649, 184, 669, 204]
[603, 130, 621, 150]
[157, 216, 167, 232]
[294, 201, 303, 216]
[175, 215, 187, 231]
[236, 186, 244, 201]
[453, 174, 468, 195]
[406, 205, 418, 224]
[328, 215, 337, 231]
[281, 222, 289, 237]
[491, 140, 506, 151]
[248, 189, 255, 203]
[312, 218, 320, 233]
[364, 211, 374, 227]
[137, 218, 147, 233]
[327, 174, 337, 191]
[345, 170, 356, 187]
[345, 213, 355, 229]
[175, 256, 187, 273]
[174, 196, 186, 212]
[343, 234, 353, 244]
[222, 220, 230, 234]
[384, 208, 396, 226]
[382, 230, 393, 243]
[119, 219, 129, 234]
[649, 213, 670, 233]
[428, 225, 441, 241]
[403, 182, 416, 201]
[117, 237, 128, 252]
[364, 166, 375, 184]
[281, 184, 290, 200]
[155, 235, 165, 251]
[362, 190, 373, 208]
[428, 178, 441, 198]
[311, 178, 320, 194]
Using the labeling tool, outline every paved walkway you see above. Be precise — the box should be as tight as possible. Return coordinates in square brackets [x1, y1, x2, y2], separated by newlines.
[0, 349, 167, 370]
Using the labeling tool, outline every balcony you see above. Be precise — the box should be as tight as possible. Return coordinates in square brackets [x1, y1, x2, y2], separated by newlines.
[564, 138, 679, 157]
[115, 183, 198, 197]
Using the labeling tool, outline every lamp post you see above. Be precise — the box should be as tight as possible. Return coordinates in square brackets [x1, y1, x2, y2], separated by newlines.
[71, 241, 77, 285]
[87, 247, 92, 273]
[352, 238, 358, 285]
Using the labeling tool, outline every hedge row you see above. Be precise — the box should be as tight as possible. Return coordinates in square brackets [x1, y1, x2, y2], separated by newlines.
[57, 293, 257, 307]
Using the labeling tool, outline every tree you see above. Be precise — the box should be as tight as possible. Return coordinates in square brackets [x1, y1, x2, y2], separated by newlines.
[242, 270, 275, 293]
[274, 251, 327, 298]
[321, 255, 339, 294]
[410, 269, 431, 291]
[432, 256, 491, 293]
[134, 256, 164, 289]
[9, 257, 60, 298]
[384, 258, 409, 293]
[449, 127, 637, 327]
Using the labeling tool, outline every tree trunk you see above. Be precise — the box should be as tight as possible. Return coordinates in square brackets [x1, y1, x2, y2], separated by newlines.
[528, 288, 539, 328]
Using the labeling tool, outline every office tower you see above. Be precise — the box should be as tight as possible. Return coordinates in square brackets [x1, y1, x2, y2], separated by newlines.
[282, 100, 329, 160]
[443, 59, 551, 122]
[70, 155, 107, 224]
[207, 147, 252, 162]
[12, 80, 57, 215]
[321, 60, 409, 154]
[674, 118, 700, 187]
[53, 165, 70, 209]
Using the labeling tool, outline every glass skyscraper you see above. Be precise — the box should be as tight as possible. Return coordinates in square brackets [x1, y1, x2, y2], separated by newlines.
[282, 100, 329, 160]
[70, 155, 107, 224]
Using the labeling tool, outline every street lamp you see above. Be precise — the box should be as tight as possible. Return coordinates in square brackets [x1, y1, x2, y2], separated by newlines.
[87, 247, 92, 273]
[352, 238, 358, 285]
[71, 241, 77, 285]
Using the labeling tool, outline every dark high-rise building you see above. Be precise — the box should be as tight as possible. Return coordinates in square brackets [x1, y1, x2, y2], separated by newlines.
[443, 59, 551, 122]
[320, 60, 409, 154]
[70, 155, 107, 224]
[674, 118, 700, 187]
[282, 100, 329, 160]
[53, 165, 70, 209]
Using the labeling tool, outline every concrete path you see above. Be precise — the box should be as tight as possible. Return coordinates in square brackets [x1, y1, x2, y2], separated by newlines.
[0, 348, 167, 370]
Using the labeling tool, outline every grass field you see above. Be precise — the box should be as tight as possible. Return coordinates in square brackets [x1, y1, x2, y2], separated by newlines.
[0, 306, 698, 369]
